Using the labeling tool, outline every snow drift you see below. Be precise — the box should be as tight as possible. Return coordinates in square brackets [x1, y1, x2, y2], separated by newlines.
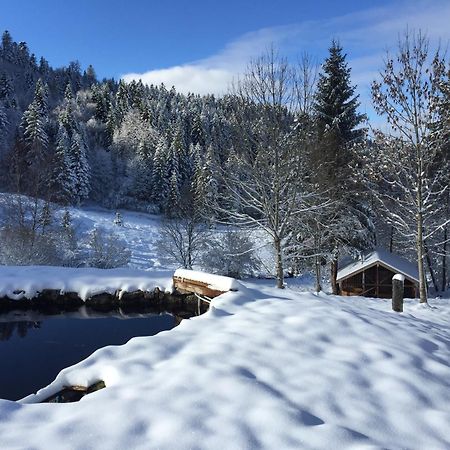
[0, 275, 449, 449]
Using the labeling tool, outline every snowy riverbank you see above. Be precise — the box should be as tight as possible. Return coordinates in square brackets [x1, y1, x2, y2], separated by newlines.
[0, 276, 449, 449]
[0, 266, 174, 301]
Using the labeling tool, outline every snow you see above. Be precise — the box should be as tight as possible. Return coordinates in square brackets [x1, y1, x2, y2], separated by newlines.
[392, 273, 405, 282]
[0, 266, 173, 300]
[174, 268, 241, 292]
[0, 280, 449, 449]
[0, 194, 167, 271]
[337, 248, 419, 283]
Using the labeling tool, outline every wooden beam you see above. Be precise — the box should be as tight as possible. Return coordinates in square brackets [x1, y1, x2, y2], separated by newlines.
[173, 276, 226, 298]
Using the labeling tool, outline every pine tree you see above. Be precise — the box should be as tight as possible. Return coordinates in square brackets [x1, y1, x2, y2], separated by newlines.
[313, 40, 370, 293]
[83, 64, 96, 88]
[39, 57, 50, 76]
[59, 83, 77, 136]
[0, 104, 8, 132]
[193, 144, 219, 218]
[33, 79, 49, 116]
[0, 73, 15, 108]
[1, 31, 14, 62]
[116, 80, 130, 122]
[114, 211, 123, 226]
[166, 169, 180, 214]
[38, 202, 52, 234]
[21, 101, 49, 163]
[61, 209, 72, 230]
[50, 125, 76, 203]
[70, 131, 91, 204]
[151, 135, 170, 207]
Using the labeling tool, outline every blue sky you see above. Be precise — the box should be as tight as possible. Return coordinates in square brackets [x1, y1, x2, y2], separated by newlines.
[1, 0, 449, 114]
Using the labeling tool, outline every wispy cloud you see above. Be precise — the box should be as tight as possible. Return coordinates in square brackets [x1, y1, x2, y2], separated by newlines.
[122, 0, 450, 99]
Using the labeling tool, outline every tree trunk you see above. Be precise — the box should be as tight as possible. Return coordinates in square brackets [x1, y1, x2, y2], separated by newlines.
[442, 224, 448, 292]
[330, 258, 338, 295]
[417, 212, 428, 303]
[314, 255, 322, 293]
[424, 241, 438, 293]
[274, 237, 284, 289]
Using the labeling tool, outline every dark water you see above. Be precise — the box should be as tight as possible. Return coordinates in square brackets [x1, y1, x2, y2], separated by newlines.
[0, 311, 176, 401]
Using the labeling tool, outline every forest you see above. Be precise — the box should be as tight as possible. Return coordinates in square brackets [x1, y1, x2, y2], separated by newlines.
[0, 29, 448, 303]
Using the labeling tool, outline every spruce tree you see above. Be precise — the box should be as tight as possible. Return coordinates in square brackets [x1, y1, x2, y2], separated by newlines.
[70, 131, 91, 204]
[1, 31, 14, 62]
[0, 73, 15, 108]
[167, 169, 181, 213]
[50, 125, 76, 203]
[0, 104, 8, 132]
[59, 83, 77, 136]
[151, 136, 170, 207]
[21, 101, 49, 163]
[314, 40, 365, 182]
[313, 40, 370, 294]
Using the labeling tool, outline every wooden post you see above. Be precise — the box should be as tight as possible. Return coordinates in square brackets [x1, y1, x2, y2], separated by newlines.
[392, 274, 404, 312]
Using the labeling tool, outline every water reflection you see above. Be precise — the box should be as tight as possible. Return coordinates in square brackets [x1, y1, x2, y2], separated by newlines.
[0, 321, 42, 341]
[0, 309, 177, 401]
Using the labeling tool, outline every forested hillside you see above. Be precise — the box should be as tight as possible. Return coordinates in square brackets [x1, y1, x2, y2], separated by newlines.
[0, 30, 448, 299]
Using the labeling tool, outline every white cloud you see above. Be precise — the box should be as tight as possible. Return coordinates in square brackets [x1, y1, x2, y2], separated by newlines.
[122, 66, 234, 96]
[121, 0, 450, 97]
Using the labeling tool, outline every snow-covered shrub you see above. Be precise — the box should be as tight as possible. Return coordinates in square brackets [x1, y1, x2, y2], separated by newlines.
[0, 226, 62, 266]
[201, 229, 260, 279]
[85, 227, 131, 269]
[156, 212, 209, 269]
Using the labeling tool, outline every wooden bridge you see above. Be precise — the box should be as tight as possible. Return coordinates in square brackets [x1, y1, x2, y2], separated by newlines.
[172, 269, 239, 300]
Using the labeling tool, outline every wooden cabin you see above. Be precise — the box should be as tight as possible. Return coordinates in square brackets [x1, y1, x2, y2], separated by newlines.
[336, 249, 419, 299]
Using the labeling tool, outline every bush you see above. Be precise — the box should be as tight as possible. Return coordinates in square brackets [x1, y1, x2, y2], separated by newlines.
[201, 229, 260, 279]
[0, 226, 62, 266]
[85, 227, 131, 269]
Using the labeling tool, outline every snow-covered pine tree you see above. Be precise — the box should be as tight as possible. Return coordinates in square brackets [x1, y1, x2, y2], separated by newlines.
[0, 103, 8, 133]
[151, 135, 170, 207]
[38, 202, 52, 234]
[50, 124, 76, 204]
[33, 78, 49, 116]
[313, 40, 370, 294]
[114, 211, 123, 226]
[0, 73, 16, 108]
[61, 209, 72, 230]
[83, 65, 97, 88]
[167, 168, 181, 213]
[193, 144, 219, 219]
[20, 83, 49, 168]
[115, 80, 130, 123]
[0, 31, 14, 62]
[59, 83, 77, 136]
[70, 131, 91, 204]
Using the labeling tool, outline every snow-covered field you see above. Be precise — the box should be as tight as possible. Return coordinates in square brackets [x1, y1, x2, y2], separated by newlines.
[0, 272, 449, 449]
[1, 199, 449, 449]
[0, 194, 275, 273]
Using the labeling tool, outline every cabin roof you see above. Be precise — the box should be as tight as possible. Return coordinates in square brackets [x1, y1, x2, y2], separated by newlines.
[336, 249, 419, 283]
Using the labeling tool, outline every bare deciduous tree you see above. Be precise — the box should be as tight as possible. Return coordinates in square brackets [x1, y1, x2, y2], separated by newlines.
[217, 48, 326, 288]
[368, 30, 450, 303]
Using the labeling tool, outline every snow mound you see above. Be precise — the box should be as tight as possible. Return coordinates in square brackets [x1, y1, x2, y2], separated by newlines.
[0, 281, 449, 449]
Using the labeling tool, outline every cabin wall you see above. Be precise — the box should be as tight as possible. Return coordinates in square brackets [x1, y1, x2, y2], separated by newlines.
[339, 264, 418, 298]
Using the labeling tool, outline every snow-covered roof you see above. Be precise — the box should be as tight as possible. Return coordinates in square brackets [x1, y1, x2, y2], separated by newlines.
[336, 248, 419, 283]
